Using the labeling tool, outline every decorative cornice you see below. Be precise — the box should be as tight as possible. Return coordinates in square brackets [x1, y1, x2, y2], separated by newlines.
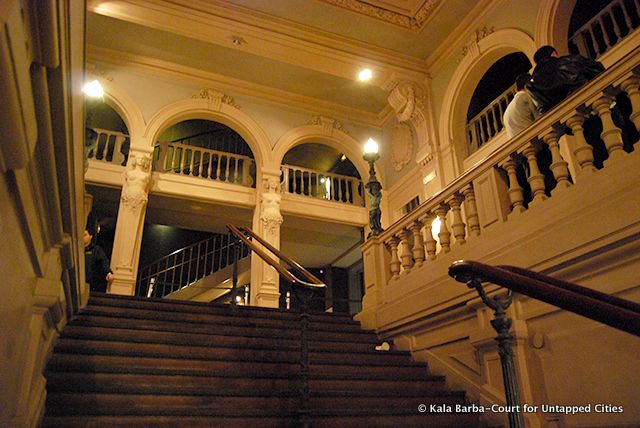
[318, 0, 441, 32]
[88, 47, 383, 128]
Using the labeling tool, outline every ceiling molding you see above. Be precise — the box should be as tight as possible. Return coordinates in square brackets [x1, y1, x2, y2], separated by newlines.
[88, 45, 385, 128]
[317, 0, 443, 32]
[425, 0, 501, 73]
[88, 0, 429, 83]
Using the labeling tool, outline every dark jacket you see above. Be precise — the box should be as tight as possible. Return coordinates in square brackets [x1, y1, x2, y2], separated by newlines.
[85, 243, 112, 292]
[527, 54, 604, 113]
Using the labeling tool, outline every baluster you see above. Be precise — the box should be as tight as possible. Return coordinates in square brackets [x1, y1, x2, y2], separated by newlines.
[599, 14, 615, 47]
[185, 149, 193, 175]
[608, 6, 623, 39]
[592, 95, 625, 162]
[409, 220, 425, 267]
[397, 230, 413, 273]
[565, 114, 596, 175]
[225, 155, 231, 182]
[420, 214, 438, 260]
[542, 131, 571, 192]
[347, 178, 354, 204]
[387, 237, 401, 279]
[620, 76, 640, 131]
[435, 204, 451, 253]
[233, 156, 240, 183]
[619, 1, 635, 30]
[462, 184, 480, 237]
[215, 154, 222, 181]
[208, 153, 215, 179]
[574, 32, 590, 57]
[447, 194, 467, 245]
[521, 143, 547, 205]
[305, 172, 311, 196]
[501, 158, 526, 214]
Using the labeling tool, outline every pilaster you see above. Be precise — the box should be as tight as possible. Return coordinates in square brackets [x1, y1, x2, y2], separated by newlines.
[250, 169, 283, 308]
[109, 148, 152, 295]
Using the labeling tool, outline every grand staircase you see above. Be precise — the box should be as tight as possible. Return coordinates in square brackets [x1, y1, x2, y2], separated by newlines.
[43, 293, 480, 427]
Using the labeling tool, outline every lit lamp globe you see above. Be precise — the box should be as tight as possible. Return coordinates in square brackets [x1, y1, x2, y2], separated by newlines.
[363, 138, 380, 163]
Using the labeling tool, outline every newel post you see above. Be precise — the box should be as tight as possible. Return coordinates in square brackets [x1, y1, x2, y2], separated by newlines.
[354, 235, 390, 330]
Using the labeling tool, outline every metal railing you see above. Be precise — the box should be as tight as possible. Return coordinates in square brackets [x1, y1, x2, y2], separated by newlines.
[281, 164, 364, 206]
[449, 260, 640, 428]
[466, 84, 517, 153]
[171, 128, 253, 158]
[226, 223, 324, 428]
[136, 233, 251, 298]
[569, 0, 640, 59]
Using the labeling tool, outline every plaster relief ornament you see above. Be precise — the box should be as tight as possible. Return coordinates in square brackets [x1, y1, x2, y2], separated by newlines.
[192, 88, 240, 110]
[309, 115, 350, 136]
[121, 153, 151, 212]
[260, 177, 283, 234]
[391, 123, 414, 171]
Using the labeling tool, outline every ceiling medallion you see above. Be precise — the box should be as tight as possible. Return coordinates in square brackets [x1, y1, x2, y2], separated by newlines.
[318, 0, 441, 31]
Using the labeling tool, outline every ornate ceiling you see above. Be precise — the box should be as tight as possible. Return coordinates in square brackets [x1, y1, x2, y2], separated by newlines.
[317, 0, 442, 31]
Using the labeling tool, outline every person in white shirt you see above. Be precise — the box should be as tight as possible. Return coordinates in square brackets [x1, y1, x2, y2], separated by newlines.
[503, 73, 540, 138]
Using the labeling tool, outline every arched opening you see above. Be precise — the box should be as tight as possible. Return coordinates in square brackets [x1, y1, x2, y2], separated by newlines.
[281, 143, 362, 205]
[155, 119, 256, 188]
[466, 52, 532, 154]
[568, 0, 640, 58]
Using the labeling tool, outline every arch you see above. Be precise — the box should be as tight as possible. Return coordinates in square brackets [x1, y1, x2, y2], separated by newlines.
[438, 28, 536, 173]
[145, 96, 272, 172]
[272, 125, 378, 186]
[535, 0, 577, 55]
[98, 78, 146, 142]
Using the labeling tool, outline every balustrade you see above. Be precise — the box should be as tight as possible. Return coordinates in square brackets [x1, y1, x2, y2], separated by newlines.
[281, 164, 364, 206]
[374, 48, 640, 282]
[155, 142, 255, 188]
[88, 128, 129, 165]
[569, 0, 640, 59]
[467, 85, 516, 152]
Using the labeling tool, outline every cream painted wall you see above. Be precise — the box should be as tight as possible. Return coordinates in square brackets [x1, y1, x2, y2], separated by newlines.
[90, 62, 380, 170]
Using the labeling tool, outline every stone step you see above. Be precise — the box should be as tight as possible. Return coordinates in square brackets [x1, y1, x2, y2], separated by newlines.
[60, 325, 387, 353]
[53, 337, 412, 364]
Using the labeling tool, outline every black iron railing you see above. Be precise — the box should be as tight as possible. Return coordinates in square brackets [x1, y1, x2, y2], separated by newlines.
[136, 233, 251, 298]
[226, 223, 325, 428]
[449, 260, 640, 428]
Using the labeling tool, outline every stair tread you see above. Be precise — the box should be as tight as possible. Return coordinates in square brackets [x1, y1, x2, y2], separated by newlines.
[44, 293, 476, 427]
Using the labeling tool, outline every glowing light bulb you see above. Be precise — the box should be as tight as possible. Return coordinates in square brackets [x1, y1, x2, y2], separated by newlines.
[364, 138, 379, 155]
[358, 68, 373, 82]
[83, 80, 104, 98]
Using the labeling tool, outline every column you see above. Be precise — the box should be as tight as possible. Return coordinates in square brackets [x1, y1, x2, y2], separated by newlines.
[109, 149, 153, 295]
[250, 169, 283, 308]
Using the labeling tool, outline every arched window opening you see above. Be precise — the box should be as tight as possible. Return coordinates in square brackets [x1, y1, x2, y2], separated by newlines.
[568, 0, 640, 59]
[281, 143, 364, 206]
[86, 101, 130, 166]
[156, 119, 256, 188]
[466, 52, 532, 154]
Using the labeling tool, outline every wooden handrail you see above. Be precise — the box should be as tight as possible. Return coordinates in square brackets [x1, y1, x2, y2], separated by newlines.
[226, 224, 325, 289]
[449, 260, 640, 336]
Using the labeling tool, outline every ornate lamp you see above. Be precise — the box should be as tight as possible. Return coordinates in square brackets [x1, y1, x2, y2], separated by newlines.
[363, 138, 383, 237]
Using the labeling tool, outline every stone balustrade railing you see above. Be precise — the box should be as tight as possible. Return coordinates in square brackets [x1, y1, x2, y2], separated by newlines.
[376, 46, 640, 280]
[88, 128, 129, 166]
[466, 84, 516, 153]
[155, 142, 255, 188]
[281, 164, 365, 206]
[569, 0, 639, 59]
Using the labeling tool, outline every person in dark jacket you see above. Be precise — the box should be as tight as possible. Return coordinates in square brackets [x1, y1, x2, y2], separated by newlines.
[527, 45, 604, 113]
[84, 226, 114, 293]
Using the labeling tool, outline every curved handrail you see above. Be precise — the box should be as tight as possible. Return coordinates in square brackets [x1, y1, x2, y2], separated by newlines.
[449, 260, 640, 336]
[226, 223, 325, 289]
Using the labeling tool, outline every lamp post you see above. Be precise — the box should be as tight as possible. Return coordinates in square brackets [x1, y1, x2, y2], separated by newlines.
[363, 138, 383, 237]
